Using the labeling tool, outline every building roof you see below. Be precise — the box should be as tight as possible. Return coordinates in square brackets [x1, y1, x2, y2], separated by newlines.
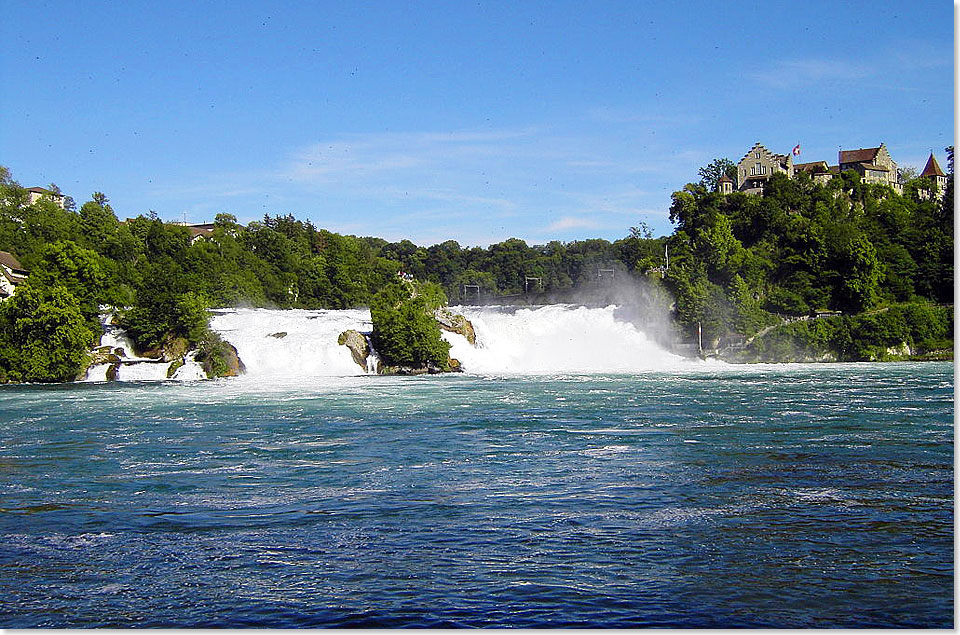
[0, 265, 26, 288]
[718, 174, 733, 183]
[0, 251, 25, 273]
[26, 186, 62, 197]
[188, 226, 214, 239]
[860, 163, 890, 172]
[839, 147, 881, 164]
[794, 161, 830, 173]
[920, 153, 946, 178]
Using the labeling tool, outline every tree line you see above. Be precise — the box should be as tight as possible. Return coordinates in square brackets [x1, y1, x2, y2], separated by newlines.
[0, 148, 952, 381]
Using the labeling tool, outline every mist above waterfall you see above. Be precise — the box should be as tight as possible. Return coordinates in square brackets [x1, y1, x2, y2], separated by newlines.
[447, 304, 687, 374]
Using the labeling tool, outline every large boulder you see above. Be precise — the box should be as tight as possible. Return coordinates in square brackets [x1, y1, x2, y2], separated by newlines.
[338, 329, 371, 370]
[198, 341, 245, 377]
[139, 336, 190, 362]
[433, 308, 477, 346]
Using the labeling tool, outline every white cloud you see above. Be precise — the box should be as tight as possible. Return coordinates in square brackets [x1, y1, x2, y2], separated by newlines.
[749, 58, 869, 89]
[143, 123, 685, 244]
[545, 216, 602, 232]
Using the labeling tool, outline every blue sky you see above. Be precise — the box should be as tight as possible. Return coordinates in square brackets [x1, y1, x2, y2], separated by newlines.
[1, 1, 954, 246]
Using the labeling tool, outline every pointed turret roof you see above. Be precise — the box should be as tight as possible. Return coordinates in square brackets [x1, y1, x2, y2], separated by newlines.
[920, 153, 946, 178]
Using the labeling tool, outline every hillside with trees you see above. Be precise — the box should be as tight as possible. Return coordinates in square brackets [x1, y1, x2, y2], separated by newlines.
[0, 149, 952, 381]
[662, 150, 953, 360]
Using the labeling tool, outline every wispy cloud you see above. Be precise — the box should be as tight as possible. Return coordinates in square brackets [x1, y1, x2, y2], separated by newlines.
[147, 124, 688, 245]
[587, 106, 704, 127]
[749, 58, 869, 89]
[546, 216, 602, 233]
[283, 128, 541, 185]
[751, 41, 952, 93]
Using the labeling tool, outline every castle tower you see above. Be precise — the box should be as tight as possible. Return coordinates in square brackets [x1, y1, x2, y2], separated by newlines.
[920, 152, 948, 200]
[718, 173, 734, 195]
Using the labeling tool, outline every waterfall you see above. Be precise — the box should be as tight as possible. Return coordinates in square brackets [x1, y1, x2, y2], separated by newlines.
[209, 308, 375, 379]
[82, 313, 207, 382]
[446, 304, 688, 374]
[83, 305, 691, 382]
[207, 304, 690, 379]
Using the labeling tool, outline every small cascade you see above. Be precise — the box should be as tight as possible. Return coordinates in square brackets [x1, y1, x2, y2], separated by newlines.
[171, 351, 207, 381]
[365, 345, 380, 374]
[98, 313, 136, 356]
[82, 313, 208, 382]
[209, 308, 375, 379]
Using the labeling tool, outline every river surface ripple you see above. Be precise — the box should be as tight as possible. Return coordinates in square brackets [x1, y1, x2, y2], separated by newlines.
[0, 363, 953, 627]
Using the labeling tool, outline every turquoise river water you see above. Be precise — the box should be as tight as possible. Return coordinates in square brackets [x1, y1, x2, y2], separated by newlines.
[0, 362, 953, 627]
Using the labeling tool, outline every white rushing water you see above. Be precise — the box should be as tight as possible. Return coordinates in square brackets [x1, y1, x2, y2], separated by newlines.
[83, 313, 207, 382]
[85, 304, 694, 382]
[209, 308, 375, 378]
[448, 304, 688, 374]
[206, 304, 691, 380]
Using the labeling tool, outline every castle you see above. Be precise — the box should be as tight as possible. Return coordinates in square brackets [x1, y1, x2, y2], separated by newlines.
[720, 142, 947, 200]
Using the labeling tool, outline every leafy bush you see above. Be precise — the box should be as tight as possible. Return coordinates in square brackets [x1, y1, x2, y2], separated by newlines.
[748, 302, 952, 362]
[370, 280, 451, 369]
[123, 288, 210, 353]
[0, 282, 96, 382]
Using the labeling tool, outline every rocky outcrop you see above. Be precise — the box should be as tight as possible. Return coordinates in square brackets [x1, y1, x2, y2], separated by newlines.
[139, 336, 190, 362]
[376, 362, 445, 376]
[338, 309, 473, 375]
[198, 341, 245, 377]
[376, 359, 464, 375]
[434, 308, 477, 346]
[886, 342, 912, 358]
[90, 345, 123, 366]
[338, 329, 371, 370]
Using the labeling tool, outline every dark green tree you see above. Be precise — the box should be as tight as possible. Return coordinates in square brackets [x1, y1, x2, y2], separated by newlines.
[698, 158, 737, 191]
[0, 282, 96, 382]
[370, 280, 451, 369]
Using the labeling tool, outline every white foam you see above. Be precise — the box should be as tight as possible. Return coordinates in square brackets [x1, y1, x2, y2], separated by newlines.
[210, 304, 691, 378]
[209, 308, 374, 379]
[445, 304, 689, 374]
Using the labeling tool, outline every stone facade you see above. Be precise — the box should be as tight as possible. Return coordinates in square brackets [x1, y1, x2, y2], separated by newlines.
[793, 160, 836, 186]
[838, 144, 901, 193]
[725, 142, 927, 197]
[718, 173, 734, 194]
[26, 187, 65, 209]
[736, 142, 794, 194]
[918, 152, 948, 201]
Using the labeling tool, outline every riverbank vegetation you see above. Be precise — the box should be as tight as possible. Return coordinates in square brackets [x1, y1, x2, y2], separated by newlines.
[0, 149, 952, 380]
[661, 154, 953, 360]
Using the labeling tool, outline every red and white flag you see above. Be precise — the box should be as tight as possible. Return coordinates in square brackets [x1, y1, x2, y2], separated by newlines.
[792, 143, 801, 156]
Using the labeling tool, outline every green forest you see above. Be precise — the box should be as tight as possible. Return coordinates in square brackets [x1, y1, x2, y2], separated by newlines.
[0, 149, 952, 382]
